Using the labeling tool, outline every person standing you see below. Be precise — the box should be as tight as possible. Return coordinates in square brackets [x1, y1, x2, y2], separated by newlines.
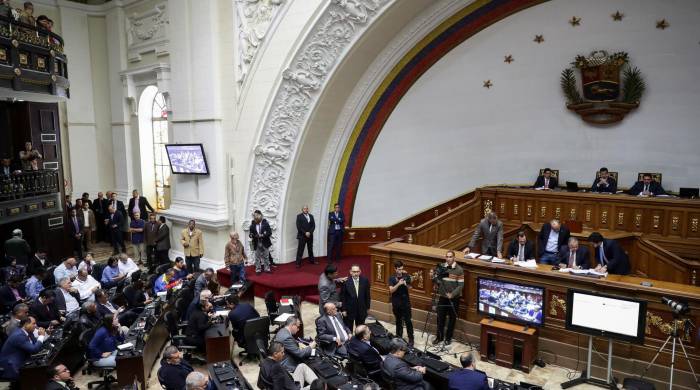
[388, 260, 414, 346]
[79, 202, 96, 250]
[464, 212, 503, 258]
[295, 206, 316, 267]
[3, 229, 31, 267]
[155, 216, 171, 265]
[224, 232, 247, 283]
[67, 209, 83, 259]
[327, 203, 345, 263]
[318, 264, 343, 315]
[144, 213, 159, 270]
[181, 219, 204, 273]
[431, 250, 464, 346]
[105, 205, 125, 254]
[129, 211, 146, 265]
[249, 210, 272, 274]
[18, 141, 42, 171]
[340, 264, 370, 330]
[92, 192, 108, 243]
[127, 189, 155, 221]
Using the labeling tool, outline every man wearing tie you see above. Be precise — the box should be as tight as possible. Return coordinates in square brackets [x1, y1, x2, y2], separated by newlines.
[68, 209, 84, 258]
[144, 213, 159, 270]
[316, 302, 351, 357]
[108, 192, 127, 228]
[588, 232, 630, 275]
[534, 168, 558, 190]
[557, 237, 591, 269]
[346, 325, 383, 376]
[507, 231, 535, 261]
[591, 167, 617, 193]
[296, 205, 317, 267]
[340, 265, 370, 330]
[327, 203, 345, 263]
[92, 192, 108, 243]
[105, 205, 125, 254]
[0, 316, 46, 381]
[155, 216, 171, 265]
[464, 212, 503, 258]
[629, 173, 666, 197]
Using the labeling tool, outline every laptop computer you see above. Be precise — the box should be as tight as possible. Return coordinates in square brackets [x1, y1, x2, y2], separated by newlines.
[565, 181, 579, 192]
[679, 188, 699, 199]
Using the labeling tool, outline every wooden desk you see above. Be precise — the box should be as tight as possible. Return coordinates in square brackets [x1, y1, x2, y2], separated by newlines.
[116, 314, 169, 388]
[205, 323, 231, 363]
[19, 329, 82, 390]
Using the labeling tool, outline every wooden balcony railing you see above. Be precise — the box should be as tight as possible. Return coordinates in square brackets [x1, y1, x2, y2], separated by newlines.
[1, 169, 60, 200]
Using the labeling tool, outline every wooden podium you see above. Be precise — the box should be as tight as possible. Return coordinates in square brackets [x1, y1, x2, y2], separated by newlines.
[480, 318, 539, 373]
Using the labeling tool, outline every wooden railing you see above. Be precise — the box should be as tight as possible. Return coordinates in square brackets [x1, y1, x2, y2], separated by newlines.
[1, 169, 60, 200]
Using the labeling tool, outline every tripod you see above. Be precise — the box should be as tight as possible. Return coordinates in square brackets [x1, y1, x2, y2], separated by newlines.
[640, 317, 700, 390]
[421, 281, 476, 356]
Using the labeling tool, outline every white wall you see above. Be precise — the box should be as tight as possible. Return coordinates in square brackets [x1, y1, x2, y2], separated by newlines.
[353, 0, 700, 226]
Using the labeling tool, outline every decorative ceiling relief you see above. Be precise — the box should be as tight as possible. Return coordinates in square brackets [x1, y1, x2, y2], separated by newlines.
[126, 3, 170, 63]
[235, 0, 286, 86]
[245, 0, 389, 256]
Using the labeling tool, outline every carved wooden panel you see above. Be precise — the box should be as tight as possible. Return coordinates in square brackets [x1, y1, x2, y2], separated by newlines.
[651, 212, 663, 234]
[599, 206, 610, 228]
[548, 291, 567, 320]
[645, 309, 693, 344]
[669, 211, 683, 237]
[689, 214, 700, 238]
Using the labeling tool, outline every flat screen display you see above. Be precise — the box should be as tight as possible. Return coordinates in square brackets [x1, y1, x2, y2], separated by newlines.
[477, 277, 545, 327]
[165, 144, 209, 175]
[566, 289, 646, 344]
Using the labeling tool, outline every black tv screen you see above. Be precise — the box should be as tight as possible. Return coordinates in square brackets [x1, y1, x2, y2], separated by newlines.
[165, 144, 209, 175]
[477, 277, 545, 327]
[565, 289, 646, 344]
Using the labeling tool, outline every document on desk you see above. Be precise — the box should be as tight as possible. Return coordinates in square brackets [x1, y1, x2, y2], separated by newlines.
[490, 258, 506, 263]
[514, 260, 538, 268]
[566, 268, 608, 277]
[465, 253, 481, 259]
[214, 310, 230, 317]
[275, 312, 293, 323]
[117, 342, 134, 350]
[478, 255, 493, 261]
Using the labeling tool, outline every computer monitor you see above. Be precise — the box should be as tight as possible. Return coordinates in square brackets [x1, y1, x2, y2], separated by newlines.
[165, 143, 210, 175]
[679, 188, 699, 199]
[477, 277, 545, 327]
[565, 289, 646, 344]
[565, 181, 579, 192]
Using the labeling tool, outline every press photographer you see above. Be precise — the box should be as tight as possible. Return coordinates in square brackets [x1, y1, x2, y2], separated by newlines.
[388, 260, 415, 346]
[429, 251, 464, 346]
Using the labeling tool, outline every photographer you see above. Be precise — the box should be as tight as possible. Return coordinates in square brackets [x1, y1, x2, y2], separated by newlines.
[430, 250, 464, 346]
[388, 260, 414, 346]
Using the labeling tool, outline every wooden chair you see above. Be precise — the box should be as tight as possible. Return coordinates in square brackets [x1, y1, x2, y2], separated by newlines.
[638, 172, 662, 185]
[539, 168, 559, 179]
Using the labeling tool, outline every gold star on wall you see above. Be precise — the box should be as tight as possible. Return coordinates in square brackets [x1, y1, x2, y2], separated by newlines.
[534, 35, 544, 43]
[483, 80, 493, 89]
[611, 11, 624, 21]
[504, 55, 514, 64]
[569, 16, 581, 26]
[656, 19, 669, 29]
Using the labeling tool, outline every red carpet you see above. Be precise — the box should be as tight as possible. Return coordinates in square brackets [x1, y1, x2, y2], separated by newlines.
[241, 256, 370, 302]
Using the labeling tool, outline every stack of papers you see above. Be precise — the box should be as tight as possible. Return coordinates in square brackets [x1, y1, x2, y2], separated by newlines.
[465, 253, 481, 259]
[117, 342, 134, 350]
[478, 255, 493, 261]
[491, 258, 506, 263]
[561, 268, 608, 277]
[514, 260, 538, 268]
[274, 312, 293, 323]
[214, 310, 230, 317]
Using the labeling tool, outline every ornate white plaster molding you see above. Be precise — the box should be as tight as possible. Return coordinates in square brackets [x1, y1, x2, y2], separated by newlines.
[244, 0, 390, 260]
[125, 2, 170, 63]
[235, 0, 286, 85]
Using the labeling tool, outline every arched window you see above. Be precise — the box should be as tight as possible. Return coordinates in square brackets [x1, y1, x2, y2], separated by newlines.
[138, 86, 170, 210]
[151, 92, 170, 210]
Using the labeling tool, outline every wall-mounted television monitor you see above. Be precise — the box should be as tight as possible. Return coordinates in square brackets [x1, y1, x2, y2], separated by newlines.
[165, 144, 209, 175]
[565, 289, 646, 344]
[477, 277, 545, 327]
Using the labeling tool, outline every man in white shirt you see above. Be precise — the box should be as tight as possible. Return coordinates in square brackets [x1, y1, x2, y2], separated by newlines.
[53, 258, 78, 282]
[117, 253, 139, 278]
[72, 268, 101, 301]
[56, 278, 80, 314]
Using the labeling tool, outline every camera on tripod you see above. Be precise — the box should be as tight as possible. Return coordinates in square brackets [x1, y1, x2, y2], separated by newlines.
[662, 296, 690, 315]
[432, 263, 449, 281]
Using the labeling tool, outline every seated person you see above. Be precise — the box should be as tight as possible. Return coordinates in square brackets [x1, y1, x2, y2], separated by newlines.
[506, 231, 535, 262]
[0, 316, 46, 381]
[448, 353, 488, 390]
[347, 325, 382, 374]
[54, 277, 81, 314]
[46, 363, 75, 390]
[123, 279, 152, 309]
[88, 314, 124, 367]
[172, 257, 192, 282]
[629, 173, 666, 197]
[588, 232, 631, 275]
[2, 303, 29, 338]
[95, 288, 137, 328]
[537, 219, 570, 265]
[533, 168, 557, 190]
[117, 253, 139, 279]
[184, 300, 213, 351]
[30, 289, 62, 328]
[194, 268, 216, 296]
[186, 289, 212, 321]
[0, 276, 28, 314]
[226, 295, 260, 347]
[381, 338, 428, 390]
[53, 257, 78, 283]
[79, 253, 96, 276]
[72, 267, 101, 301]
[79, 301, 103, 332]
[316, 302, 350, 357]
[158, 345, 194, 390]
[185, 371, 213, 390]
[591, 167, 617, 193]
[274, 316, 317, 372]
[101, 256, 127, 289]
[25, 267, 47, 300]
[557, 237, 591, 269]
[260, 341, 318, 390]
[154, 268, 181, 294]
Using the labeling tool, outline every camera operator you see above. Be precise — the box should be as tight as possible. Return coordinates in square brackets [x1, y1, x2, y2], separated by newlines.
[388, 260, 414, 346]
[430, 250, 464, 346]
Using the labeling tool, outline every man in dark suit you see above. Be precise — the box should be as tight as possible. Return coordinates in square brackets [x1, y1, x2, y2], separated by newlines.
[30, 290, 61, 328]
[340, 264, 370, 329]
[67, 208, 84, 259]
[157, 346, 194, 390]
[127, 189, 155, 220]
[144, 213, 160, 271]
[108, 192, 127, 220]
[558, 237, 591, 269]
[381, 338, 428, 390]
[184, 300, 212, 351]
[155, 216, 171, 265]
[0, 157, 19, 177]
[316, 302, 350, 357]
[0, 316, 46, 380]
[464, 212, 503, 257]
[26, 248, 48, 277]
[588, 232, 630, 275]
[249, 210, 273, 274]
[534, 168, 558, 190]
[537, 219, 570, 264]
[92, 192, 108, 243]
[45, 363, 75, 390]
[346, 325, 382, 374]
[295, 205, 317, 267]
[0, 277, 27, 314]
[226, 295, 260, 347]
[274, 316, 317, 372]
[448, 353, 488, 390]
[259, 341, 317, 390]
[591, 167, 617, 193]
[629, 173, 666, 197]
[105, 205, 125, 254]
[327, 203, 345, 263]
[507, 231, 535, 261]
[3, 229, 31, 267]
